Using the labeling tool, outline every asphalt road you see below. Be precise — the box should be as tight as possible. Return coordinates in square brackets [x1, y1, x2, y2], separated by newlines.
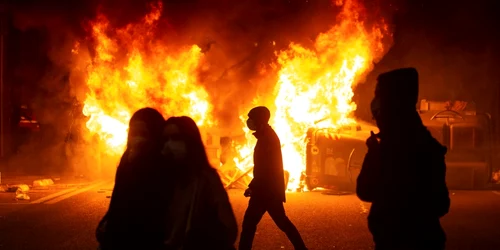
[0, 181, 500, 250]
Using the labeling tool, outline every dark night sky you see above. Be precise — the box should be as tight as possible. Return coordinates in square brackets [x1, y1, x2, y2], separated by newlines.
[357, 0, 500, 120]
[4, 0, 500, 125]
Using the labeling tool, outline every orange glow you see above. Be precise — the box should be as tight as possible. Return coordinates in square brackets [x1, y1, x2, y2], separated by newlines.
[233, 0, 390, 190]
[80, 1, 213, 155]
[76, 0, 391, 191]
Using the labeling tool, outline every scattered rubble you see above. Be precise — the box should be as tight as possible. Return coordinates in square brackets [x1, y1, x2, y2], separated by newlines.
[0, 183, 32, 201]
[33, 179, 55, 188]
[9, 184, 30, 192]
[1, 184, 30, 193]
[15, 189, 30, 201]
[7, 185, 31, 201]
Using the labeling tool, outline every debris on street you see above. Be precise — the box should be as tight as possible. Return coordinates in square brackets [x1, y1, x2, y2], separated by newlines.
[33, 179, 55, 188]
[15, 190, 30, 201]
[8, 184, 30, 193]
[14, 186, 31, 201]
[321, 190, 353, 196]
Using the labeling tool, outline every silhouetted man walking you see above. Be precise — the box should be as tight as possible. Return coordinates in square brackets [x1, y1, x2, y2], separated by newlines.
[357, 68, 450, 250]
[238, 106, 307, 250]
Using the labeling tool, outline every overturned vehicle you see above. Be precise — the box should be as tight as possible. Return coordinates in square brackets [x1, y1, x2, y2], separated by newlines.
[418, 100, 494, 190]
[304, 99, 495, 191]
[216, 99, 495, 191]
[304, 123, 373, 191]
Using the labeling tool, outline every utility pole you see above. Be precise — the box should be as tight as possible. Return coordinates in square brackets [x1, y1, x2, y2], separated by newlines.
[0, 1, 5, 158]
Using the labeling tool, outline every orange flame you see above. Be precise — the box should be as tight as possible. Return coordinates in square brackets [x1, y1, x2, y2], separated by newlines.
[76, 0, 391, 191]
[234, 0, 390, 190]
[81, 1, 213, 155]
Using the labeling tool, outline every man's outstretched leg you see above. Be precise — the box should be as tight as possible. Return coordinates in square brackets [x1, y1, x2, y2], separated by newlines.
[268, 200, 307, 250]
[239, 198, 267, 250]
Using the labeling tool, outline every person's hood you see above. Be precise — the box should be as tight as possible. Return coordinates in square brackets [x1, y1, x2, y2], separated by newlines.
[375, 67, 419, 113]
[248, 106, 271, 125]
[127, 107, 165, 150]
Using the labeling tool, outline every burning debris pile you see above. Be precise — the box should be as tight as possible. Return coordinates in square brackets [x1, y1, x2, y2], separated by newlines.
[69, 0, 392, 190]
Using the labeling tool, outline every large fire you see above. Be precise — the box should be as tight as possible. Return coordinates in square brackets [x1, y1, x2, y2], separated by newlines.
[76, 0, 390, 190]
[80, 2, 213, 155]
[233, 0, 389, 190]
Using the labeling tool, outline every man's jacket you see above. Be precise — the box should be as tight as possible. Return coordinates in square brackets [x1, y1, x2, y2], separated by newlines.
[249, 125, 286, 202]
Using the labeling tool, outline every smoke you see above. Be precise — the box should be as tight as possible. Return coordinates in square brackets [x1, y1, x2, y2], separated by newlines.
[8, 0, 98, 175]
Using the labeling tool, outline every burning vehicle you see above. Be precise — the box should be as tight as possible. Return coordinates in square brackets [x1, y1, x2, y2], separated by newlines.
[304, 122, 375, 191]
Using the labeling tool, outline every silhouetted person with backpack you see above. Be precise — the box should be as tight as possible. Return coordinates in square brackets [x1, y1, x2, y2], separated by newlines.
[238, 106, 307, 250]
[357, 68, 450, 250]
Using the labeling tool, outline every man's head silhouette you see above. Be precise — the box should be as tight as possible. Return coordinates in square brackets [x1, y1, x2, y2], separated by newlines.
[247, 106, 270, 131]
[373, 67, 419, 131]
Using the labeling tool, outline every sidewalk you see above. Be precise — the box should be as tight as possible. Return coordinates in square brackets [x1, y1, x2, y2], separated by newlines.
[0, 173, 96, 188]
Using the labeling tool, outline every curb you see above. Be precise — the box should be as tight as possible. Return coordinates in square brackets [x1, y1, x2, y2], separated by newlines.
[1, 181, 102, 193]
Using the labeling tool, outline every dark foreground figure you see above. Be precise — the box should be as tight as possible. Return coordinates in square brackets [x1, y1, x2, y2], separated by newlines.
[238, 106, 307, 250]
[162, 116, 238, 250]
[356, 68, 450, 250]
[97, 108, 169, 249]
[97, 110, 237, 250]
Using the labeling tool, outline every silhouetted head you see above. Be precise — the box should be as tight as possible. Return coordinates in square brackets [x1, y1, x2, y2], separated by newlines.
[127, 107, 165, 155]
[162, 116, 212, 171]
[247, 106, 271, 131]
[372, 67, 420, 131]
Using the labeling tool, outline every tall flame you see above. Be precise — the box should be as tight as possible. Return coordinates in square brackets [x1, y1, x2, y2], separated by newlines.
[81, 2, 213, 155]
[76, 0, 391, 191]
[234, 0, 389, 190]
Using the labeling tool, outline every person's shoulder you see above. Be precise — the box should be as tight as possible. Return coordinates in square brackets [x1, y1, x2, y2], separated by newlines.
[116, 152, 131, 170]
[265, 126, 280, 141]
[202, 167, 221, 180]
[199, 168, 225, 190]
[269, 132, 281, 150]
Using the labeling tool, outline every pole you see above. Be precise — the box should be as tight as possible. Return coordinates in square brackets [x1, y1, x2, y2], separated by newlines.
[0, 3, 4, 158]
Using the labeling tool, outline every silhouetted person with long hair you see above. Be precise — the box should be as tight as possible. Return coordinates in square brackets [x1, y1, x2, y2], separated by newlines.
[163, 116, 238, 250]
[96, 107, 169, 249]
[239, 106, 307, 250]
[357, 68, 450, 250]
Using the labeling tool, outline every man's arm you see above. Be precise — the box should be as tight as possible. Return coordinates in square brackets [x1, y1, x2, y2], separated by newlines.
[96, 152, 130, 243]
[248, 140, 276, 191]
[431, 151, 450, 217]
[356, 148, 381, 202]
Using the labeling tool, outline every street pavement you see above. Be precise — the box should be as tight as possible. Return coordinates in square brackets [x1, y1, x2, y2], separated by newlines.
[0, 181, 500, 250]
